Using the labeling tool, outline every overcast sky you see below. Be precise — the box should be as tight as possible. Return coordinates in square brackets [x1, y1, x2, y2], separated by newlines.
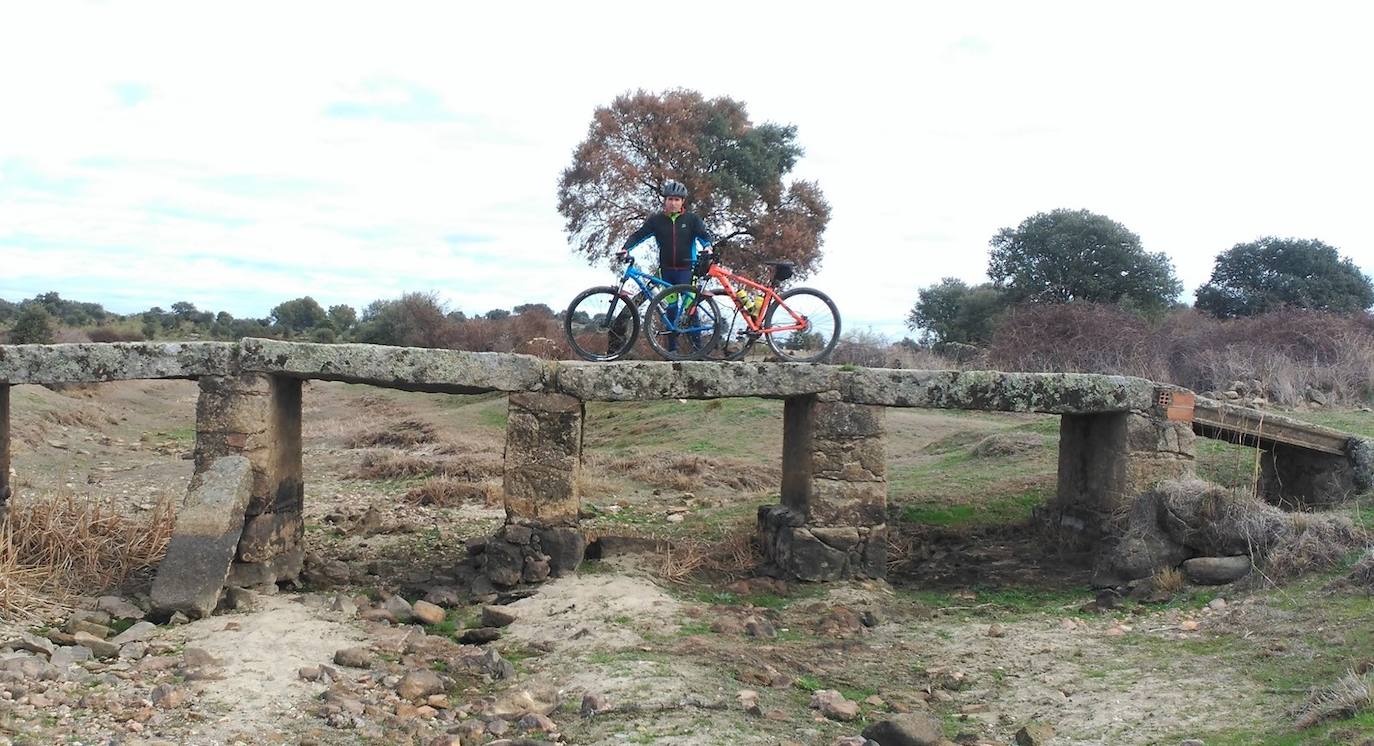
[3, 1, 1372, 340]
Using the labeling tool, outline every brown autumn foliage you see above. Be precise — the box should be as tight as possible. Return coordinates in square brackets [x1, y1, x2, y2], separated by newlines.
[986, 304, 1374, 405]
[556, 88, 831, 280]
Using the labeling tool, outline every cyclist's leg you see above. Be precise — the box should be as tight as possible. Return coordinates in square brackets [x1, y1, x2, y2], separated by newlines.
[661, 268, 693, 352]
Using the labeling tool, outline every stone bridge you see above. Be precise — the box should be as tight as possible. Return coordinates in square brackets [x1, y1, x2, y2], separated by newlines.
[2, 339, 1367, 618]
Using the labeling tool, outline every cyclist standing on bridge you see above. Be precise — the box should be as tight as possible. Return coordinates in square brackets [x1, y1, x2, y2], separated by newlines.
[615, 179, 715, 288]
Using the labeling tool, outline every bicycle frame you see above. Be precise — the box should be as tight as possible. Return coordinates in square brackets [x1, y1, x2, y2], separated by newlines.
[704, 264, 808, 334]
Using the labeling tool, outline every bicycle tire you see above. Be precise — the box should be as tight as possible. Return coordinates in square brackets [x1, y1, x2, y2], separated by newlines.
[764, 287, 841, 363]
[643, 284, 722, 361]
[705, 297, 758, 361]
[563, 286, 640, 362]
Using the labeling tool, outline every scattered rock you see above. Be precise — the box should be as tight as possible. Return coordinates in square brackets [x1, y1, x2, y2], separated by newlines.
[359, 608, 398, 624]
[580, 692, 612, 716]
[66, 619, 114, 639]
[119, 641, 149, 660]
[223, 586, 258, 611]
[810, 689, 860, 722]
[481, 606, 518, 628]
[6, 634, 54, 659]
[411, 600, 446, 626]
[737, 689, 762, 716]
[396, 670, 445, 701]
[1014, 721, 1056, 745]
[97, 595, 145, 620]
[334, 647, 373, 669]
[110, 621, 157, 646]
[459, 627, 502, 645]
[1208, 597, 1228, 611]
[862, 712, 946, 746]
[149, 683, 185, 709]
[72, 631, 119, 659]
[986, 623, 1005, 638]
[744, 616, 777, 639]
[383, 595, 415, 623]
[517, 712, 557, 732]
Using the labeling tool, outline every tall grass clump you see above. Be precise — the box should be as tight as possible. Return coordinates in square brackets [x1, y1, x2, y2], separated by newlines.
[0, 492, 176, 620]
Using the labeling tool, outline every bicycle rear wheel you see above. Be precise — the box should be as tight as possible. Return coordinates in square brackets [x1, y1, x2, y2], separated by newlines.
[563, 286, 640, 362]
[643, 284, 722, 361]
[764, 287, 841, 363]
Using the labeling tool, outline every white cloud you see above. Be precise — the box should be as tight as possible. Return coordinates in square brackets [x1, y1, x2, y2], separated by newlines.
[2, 1, 1372, 341]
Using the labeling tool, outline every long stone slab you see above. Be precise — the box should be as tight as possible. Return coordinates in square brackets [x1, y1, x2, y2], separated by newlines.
[238, 338, 552, 394]
[150, 455, 253, 619]
[838, 369, 1157, 413]
[555, 360, 841, 401]
[0, 342, 236, 384]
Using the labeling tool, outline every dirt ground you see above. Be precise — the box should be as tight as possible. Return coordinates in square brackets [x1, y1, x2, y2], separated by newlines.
[2, 380, 1372, 745]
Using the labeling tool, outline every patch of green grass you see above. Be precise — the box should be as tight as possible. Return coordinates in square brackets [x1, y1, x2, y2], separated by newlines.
[793, 675, 824, 693]
[898, 487, 1048, 528]
[150, 426, 195, 445]
[677, 621, 713, 636]
[1287, 410, 1374, 439]
[1012, 416, 1061, 436]
[897, 585, 1092, 616]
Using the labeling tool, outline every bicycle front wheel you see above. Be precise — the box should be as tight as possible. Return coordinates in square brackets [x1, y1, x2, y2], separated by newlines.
[764, 287, 841, 363]
[643, 284, 722, 361]
[564, 286, 640, 362]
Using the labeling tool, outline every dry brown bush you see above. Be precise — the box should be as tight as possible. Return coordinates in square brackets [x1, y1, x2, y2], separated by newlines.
[985, 305, 1374, 406]
[87, 327, 145, 342]
[351, 450, 501, 481]
[346, 418, 438, 448]
[402, 478, 490, 507]
[1348, 548, 1374, 589]
[1151, 566, 1186, 595]
[0, 492, 175, 620]
[596, 452, 779, 493]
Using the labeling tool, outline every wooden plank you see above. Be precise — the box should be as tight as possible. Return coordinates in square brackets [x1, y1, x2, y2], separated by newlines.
[1193, 399, 1348, 455]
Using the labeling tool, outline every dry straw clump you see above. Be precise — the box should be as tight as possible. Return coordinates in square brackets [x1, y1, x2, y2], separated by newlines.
[402, 478, 493, 507]
[346, 418, 439, 449]
[351, 450, 501, 481]
[1294, 668, 1374, 730]
[0, 492, 175, 621]
[655, 531, 760, 586]
[596, 451, 778, 493]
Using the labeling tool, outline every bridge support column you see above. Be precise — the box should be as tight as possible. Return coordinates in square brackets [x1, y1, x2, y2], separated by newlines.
[486, 392, 586, 587]
[1053, 412, 1194, 541]
[153, 374, 303, 616]
[0, 384, 10, 520]
[1259, 443, 1362, 509]
[759, 395, 887, 581]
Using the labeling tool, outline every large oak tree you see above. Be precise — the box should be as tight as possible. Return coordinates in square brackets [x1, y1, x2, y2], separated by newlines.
[1194, 237, 1374, 318]
[557, 89, 830, 279]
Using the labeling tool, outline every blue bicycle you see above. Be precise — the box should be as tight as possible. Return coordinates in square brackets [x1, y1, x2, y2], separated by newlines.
[563, 256, 680, 361]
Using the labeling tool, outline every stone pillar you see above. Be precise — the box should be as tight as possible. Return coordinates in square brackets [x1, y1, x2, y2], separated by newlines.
[484, 392, 586, 587]
[190, 374, 304, 588]
[0, 385, 10, 517]
[1053, 412, 1195, 541]
[759, 395, 887, 581]
[1258, 443, 1357, 509]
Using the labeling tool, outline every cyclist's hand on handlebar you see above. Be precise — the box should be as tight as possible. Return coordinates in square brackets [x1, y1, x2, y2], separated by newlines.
[614, 249, 630, 263]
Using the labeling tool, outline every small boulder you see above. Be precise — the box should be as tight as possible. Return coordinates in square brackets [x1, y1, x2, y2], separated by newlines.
[383, 595, 415, 623]
[580, 692, 612, 716]
[809, 689, 859, 722]
[459, 627, 502, 645]
[411, 600, 446, 627]
[96, 596, 145, 621]
[71, 631, 119, 659]
[110, 621, 158, 646]
[396, 670, 445, 701]
[1015, 721, 1056, 746]
[334, 646, 373, 669]
[481, 606, 518, 628]
[1182, 556, 1252, 585]
[857, 714, 945, 746]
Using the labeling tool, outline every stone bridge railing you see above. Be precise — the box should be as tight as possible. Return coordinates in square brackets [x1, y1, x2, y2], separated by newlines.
[1, 339, 1360, 617]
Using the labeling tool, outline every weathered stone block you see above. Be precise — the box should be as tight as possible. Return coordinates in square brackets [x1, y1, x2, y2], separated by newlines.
[151, 456, 253, 619]
[237, 511, 304, 563]
[226, 547, 305, 587]
[814, 401, 884, 439]
[503, 393, 583, 526]
[811, 438, 885, 480]
[1260, 444, 1358, 508]
[534, 526, 586, 575]
[503, 467, 580, 526]
[808, 479, 887, 526]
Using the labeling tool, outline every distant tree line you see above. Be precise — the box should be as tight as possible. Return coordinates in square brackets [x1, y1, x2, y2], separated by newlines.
[908, 208, 1374, 348]
[0, 290, 573, 357]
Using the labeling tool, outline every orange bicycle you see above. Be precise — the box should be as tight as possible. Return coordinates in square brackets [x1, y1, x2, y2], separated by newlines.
[650, 245, 841, 363]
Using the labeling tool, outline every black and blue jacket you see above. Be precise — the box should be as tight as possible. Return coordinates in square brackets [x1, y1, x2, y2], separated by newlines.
[621, 211, 714, 270]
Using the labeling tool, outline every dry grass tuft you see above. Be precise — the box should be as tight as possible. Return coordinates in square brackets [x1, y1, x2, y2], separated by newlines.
[402, 478, 491, 507]
[1345, 548, 1374, 589]
[655, 531, 760, 586]
[0, 492, 176, 621]
[597, 452, 778, 493]
[1151, 566, 1187, 595]
[351, 450, 501, 481]
[346, 418, 439, 449]
[1265, 514, 1367, 579]
[1294, 669, 1374, 730]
